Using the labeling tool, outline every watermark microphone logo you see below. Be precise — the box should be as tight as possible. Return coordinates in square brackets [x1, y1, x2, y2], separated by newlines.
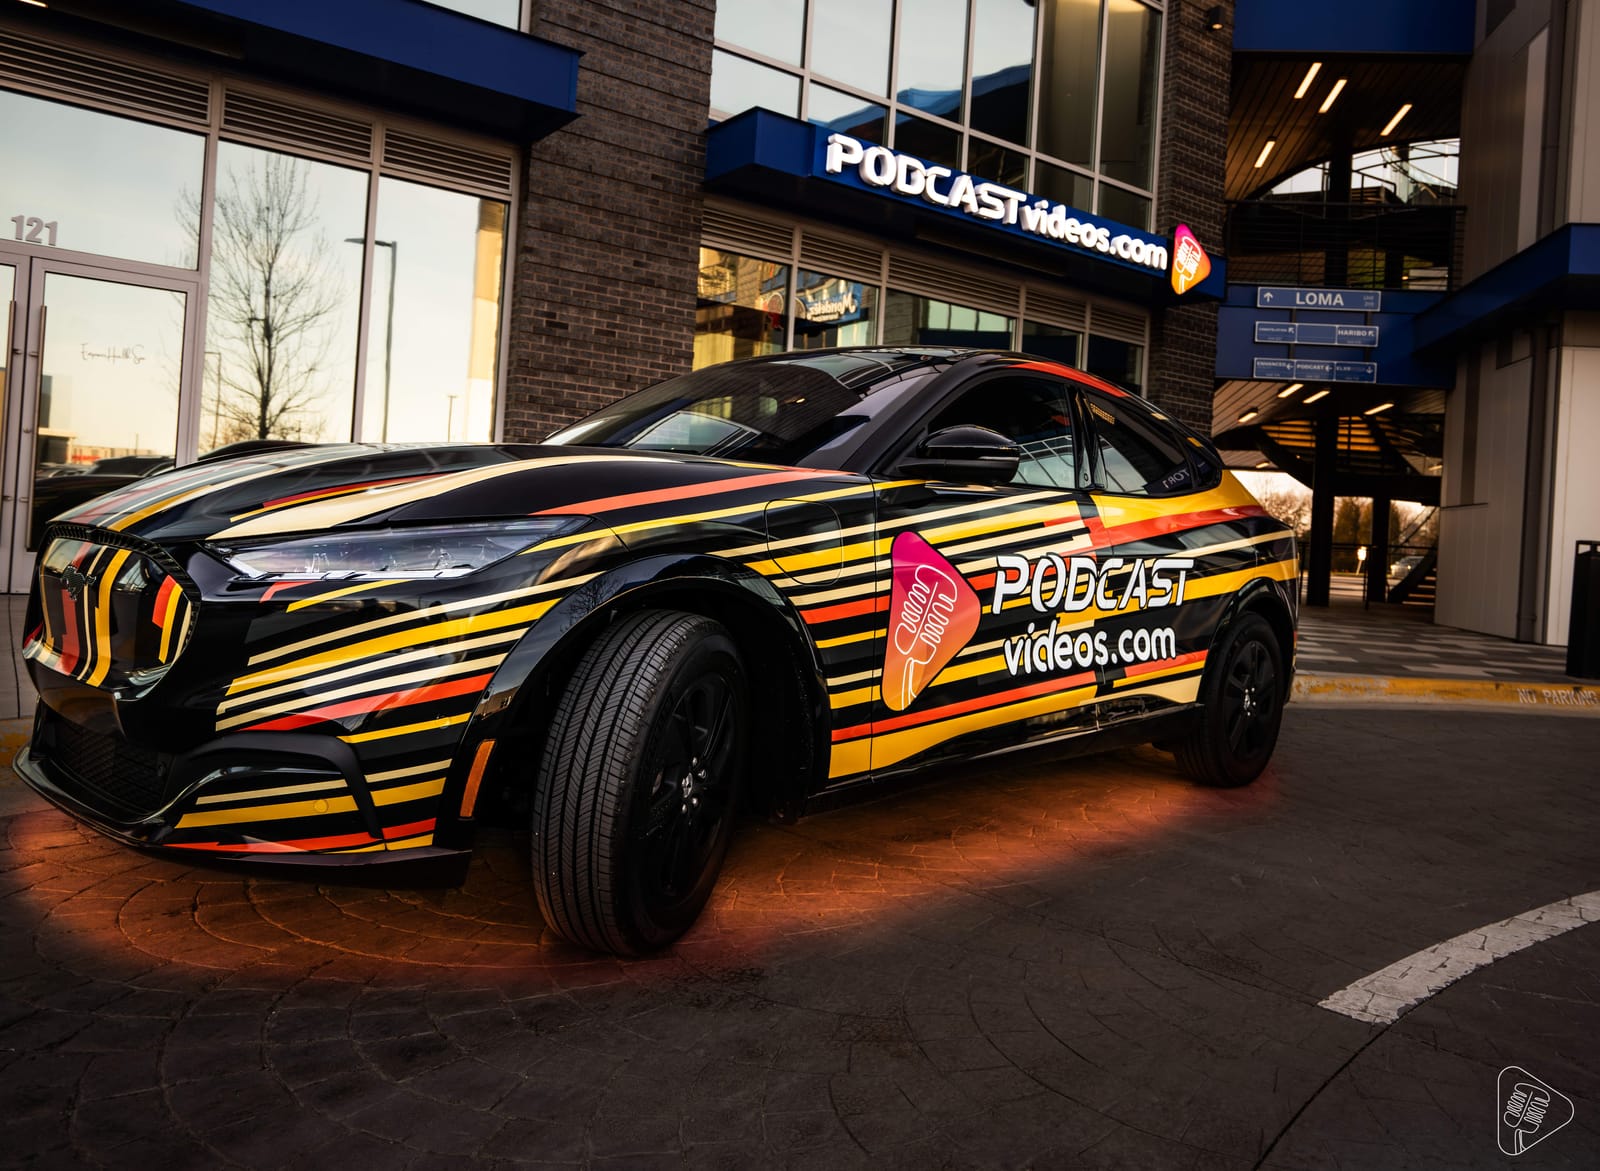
[884, 532, 979, 712]
[1498, 1066, 1573, 1156]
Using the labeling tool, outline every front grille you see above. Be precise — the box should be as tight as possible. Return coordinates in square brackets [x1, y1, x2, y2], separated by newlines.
[45, 714, 166, 818]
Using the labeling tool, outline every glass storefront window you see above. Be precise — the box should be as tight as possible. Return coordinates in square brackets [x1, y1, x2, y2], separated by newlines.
[716, 0, 805, 67]
[968, 139, 1028, 189]
[896, 0, 967, 111]
[361, 179, 506, 443]
[1098, 0, 1162, 189]
[711, 50, 802, 118]
[1035, 162, 1094, 211]
[201, 143, 367, 449]
[1037, 0, 1102, 170]
[0, 90, 203, 269]
[1097, 183, 1151, 230]
[883, 291, 1014, 349]
[1022, 321, 1082, 366]
[695, 249, 788, 369]
[422, 0, 520, 27]
[810, 0, 893, 96]
[1087, 334, 1144, 394]
[810, 84, 888, 146]
[895, 113, 961, 170]
[794, 271, 877, 350]
[970, 0, 1036, 147]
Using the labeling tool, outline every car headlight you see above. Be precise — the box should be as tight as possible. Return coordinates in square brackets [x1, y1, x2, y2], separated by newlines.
[208, 518, 588, 582]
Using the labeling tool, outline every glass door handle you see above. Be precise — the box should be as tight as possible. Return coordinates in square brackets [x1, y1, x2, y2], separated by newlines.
[24, 304, 44, 435]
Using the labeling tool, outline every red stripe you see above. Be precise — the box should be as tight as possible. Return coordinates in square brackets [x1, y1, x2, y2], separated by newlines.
[802, 595, 889, 625]
[261, 580, 318, 602]
[1086, 504, 1266, 548]
[532, 469, 831, 517]
[151, 577, 177, 625]
[381, 818, 437, 840]
[255, 473, 439, 513]
[1010, 360, 1130, 397]
[55, 586, 81, 675]
[245, 673, 494, 732]
[834, 669, 1096, 742]
[1119, 649, 1207, 680]
[167, 828, 380, 854]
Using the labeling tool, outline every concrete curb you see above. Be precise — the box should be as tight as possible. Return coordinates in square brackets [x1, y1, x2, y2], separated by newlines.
[1294, 673, 1600, 714]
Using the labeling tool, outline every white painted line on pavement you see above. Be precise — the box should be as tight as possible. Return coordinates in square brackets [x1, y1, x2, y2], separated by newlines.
[1319, 892, 1600, 1024]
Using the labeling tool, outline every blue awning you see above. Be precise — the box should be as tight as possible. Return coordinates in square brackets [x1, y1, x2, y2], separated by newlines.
[128, 0, 579, 138]
[1234, 0, 1474, 55]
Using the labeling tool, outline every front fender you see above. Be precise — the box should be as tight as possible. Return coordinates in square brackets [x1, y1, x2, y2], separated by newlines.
[432, 553, 831, 845]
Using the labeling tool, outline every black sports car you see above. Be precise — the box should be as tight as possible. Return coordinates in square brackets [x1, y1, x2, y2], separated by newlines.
[16, 348, 1297, 954]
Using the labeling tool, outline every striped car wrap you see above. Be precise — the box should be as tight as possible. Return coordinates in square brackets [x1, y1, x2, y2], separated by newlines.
[22, 427, 1295, 861]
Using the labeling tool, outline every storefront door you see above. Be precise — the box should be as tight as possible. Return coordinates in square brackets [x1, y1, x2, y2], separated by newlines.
[0, 252, 197, 591]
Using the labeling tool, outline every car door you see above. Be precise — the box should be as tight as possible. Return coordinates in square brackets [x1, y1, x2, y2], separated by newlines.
[1077, 387, 1235, 719]
[863, 368, 1106, 779]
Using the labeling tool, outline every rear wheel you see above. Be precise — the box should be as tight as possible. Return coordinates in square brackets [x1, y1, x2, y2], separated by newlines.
[532, 610, 747, 955]
[1173, 612, 1283, 787]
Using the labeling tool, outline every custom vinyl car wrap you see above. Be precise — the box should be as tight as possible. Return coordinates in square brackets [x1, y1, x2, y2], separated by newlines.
[16, 352, 1296, 868]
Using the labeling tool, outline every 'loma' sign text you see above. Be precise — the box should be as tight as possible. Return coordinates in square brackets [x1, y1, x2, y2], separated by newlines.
[824, 133, 1170, 276]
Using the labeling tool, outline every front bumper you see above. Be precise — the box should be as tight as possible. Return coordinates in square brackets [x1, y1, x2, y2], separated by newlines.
[17, 704, 467, 866]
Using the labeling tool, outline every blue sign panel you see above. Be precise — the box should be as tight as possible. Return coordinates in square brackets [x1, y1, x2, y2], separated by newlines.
[1252, 358, 1379, 383]
[1253, 322, 1380, 346]
[1255, 287, 1382, 312]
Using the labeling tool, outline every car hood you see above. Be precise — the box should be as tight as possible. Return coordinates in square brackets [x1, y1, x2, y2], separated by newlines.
[49, 443, 851, 544]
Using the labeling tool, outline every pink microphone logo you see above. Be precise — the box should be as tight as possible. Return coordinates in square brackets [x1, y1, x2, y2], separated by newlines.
[883, 532, 980, 712]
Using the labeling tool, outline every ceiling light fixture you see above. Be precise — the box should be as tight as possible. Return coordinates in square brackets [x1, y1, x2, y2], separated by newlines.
[1319, 78, 1348, 114]
[1293, 62, 1322, 100]
[1204, 6, 1225, 31]
[1381, 103, 1413, 137]
[1364, 401, 1394, 415]
[1255, 461, 1272, 469]
[1239, 407, 1260, 422]
[1255, 138, 1277, 169]
[1304, 388, 1330, 403]
[1278, 382, 1304, 398]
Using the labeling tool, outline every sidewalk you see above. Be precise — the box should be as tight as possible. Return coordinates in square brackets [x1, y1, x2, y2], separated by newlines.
[1292, 590, 1599, 713]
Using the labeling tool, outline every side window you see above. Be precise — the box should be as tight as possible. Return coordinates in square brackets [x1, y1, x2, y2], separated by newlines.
[1083, 391, 1195, 496]
[927, 376, 1083, 490]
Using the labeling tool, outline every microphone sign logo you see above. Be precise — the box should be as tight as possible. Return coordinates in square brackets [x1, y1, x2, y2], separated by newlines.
[1498, 1066, 1573, 1156]
[1170, 224, 1211, 295]
[884, 532, 980, 712]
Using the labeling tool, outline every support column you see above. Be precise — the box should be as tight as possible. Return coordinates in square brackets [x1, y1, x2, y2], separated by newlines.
[1367, 492, 1392, 602]
[1324, 135, 1353, 287]
[1306, 414, 1337, 607]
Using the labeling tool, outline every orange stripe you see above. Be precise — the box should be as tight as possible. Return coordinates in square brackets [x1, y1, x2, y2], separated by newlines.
[531, 469, 830, 517]
[245, 673, 494, 732]
[381, 818, 437, 841]
[802, 595, 889, 625]
[167, 828, 379, 853]
[1118, 650, 1207, 680]
[251, 473, 439, 514]
[834, 669, 1097, 742]
[1085, 505, 1267, 548]
[1010, 360, 1130, 397]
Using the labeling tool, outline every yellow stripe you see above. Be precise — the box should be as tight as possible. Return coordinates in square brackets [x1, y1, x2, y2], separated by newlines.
[869, 680, 1100, 771]
[1112, 657, 1207, 689]
[382, 833, 435, 851]
[827, 738, 872, 779]
[371, 777, 447, 806]
[225, 599, 555, 694]
[175, 794, 359, 829]
[828, 684, 877, 710]
[286, 579, 408, 612]
[1088, 472, 1261, 529]
[85, 550, 132, 687]
[156, 585, 182, 663]
[815, 628, 880, 649]
[339, 713, 471, 744]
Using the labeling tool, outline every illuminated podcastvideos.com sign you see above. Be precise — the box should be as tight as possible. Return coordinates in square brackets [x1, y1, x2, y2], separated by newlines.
[822, 132, 1173, 277]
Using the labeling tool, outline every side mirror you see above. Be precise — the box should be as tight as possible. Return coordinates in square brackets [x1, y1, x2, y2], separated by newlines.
[899, 425, 1020, 485]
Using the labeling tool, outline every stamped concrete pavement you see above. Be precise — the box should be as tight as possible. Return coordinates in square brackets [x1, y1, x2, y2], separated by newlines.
[1, 707, 1597, 1169]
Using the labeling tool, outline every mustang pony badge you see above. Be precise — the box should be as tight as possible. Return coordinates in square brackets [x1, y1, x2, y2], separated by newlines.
[884, 531, 980, 712]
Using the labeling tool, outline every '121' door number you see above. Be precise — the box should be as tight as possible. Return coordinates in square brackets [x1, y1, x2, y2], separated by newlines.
[9, 216, 58, 247]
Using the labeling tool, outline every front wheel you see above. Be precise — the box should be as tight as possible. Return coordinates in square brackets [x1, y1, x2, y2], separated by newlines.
[532, 610, 747, 955]
[1172, 612, 1284, 787]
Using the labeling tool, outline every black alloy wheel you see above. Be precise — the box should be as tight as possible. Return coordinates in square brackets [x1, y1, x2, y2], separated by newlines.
[533, 609, 747, 955]
[1172, 612, 1284, 787]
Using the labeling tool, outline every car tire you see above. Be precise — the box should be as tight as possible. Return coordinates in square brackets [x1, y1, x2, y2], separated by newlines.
[1172, 612, 1283, 788]
[532, 609, 747, 955]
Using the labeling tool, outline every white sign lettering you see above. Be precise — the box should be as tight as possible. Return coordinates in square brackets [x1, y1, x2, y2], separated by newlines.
[824, 134, 1170, 275]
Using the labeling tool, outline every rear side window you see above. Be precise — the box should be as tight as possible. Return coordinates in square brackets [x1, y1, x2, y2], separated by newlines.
[1083, 390, 1196, 497]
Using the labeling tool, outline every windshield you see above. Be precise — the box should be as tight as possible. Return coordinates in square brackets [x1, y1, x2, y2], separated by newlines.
[545, 350, 957, 465]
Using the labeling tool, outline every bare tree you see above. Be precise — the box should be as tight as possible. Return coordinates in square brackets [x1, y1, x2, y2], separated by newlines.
[193, 154, 339, 444]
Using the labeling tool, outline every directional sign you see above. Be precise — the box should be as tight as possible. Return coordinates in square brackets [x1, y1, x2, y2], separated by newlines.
[1255, 287, 1382, 312]
[1254, 322, 1380, 346]
[1253, 357, 1378, 383]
